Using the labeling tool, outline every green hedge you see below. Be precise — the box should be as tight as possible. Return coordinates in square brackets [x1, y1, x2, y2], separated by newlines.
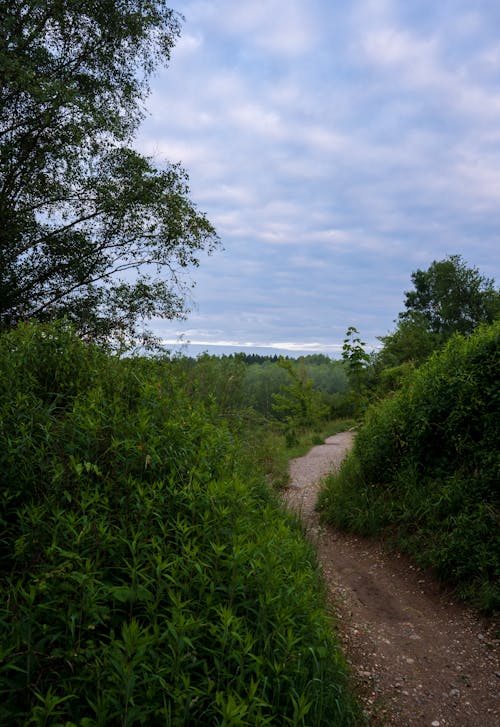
[319, 321, 500, 612]
[0, 322, 357, 725]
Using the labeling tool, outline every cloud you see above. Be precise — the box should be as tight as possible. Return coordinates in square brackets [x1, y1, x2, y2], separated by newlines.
[229, 103, 284, 137]
[352, 1, 500, 126]
[160, 337, 345, 353]
[360, 26, 437, 70]
[134, 0, 500, 354]
[173, 31, 203, 57]
[217, 0, 317, 56]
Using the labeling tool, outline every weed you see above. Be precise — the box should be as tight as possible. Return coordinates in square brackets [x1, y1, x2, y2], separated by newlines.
[0, 322, 359, 724]
[319, 322, 500, 613]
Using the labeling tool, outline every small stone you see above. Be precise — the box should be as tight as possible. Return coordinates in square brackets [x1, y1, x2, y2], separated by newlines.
[449, 688, 460, 698]
[431, 722, 440, 726]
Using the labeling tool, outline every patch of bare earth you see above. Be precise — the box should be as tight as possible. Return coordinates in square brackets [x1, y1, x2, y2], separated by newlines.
[283, 432, 499, 726]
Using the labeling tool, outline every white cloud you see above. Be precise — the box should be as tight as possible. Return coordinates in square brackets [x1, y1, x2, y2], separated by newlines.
[302, 126, 347, 154]
[353, 7, 500, 125]
[211, 184, 257, 205]
[229, 103, 284, 137]
[160, 337, 345, 353]
[219, 0, 317, 56]
[360, 26, 437, 69]
[135, 0, 500, 352]
[173, 31, 203, 56]
[452, 154, 500, 208]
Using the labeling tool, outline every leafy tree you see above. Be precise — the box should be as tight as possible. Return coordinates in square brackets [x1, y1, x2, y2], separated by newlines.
[376, 255, 499, 371]
[342, 326, 371, 412]
[242, 361, 290, 417]
[272, 358, 327, 443]
[0, 0, 219, 347]
[399, 255, 499, 338]
[376, 316, 441, 368]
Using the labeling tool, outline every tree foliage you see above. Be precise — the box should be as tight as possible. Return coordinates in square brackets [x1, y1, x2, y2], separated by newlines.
[377, 317, 440, 369]
[378, 255, 499, 369]
[239, 356, 347, 418]
[271, 358, 327, 443]
[0, 0, 219, 346]
[341, 326, 371, 412]
[400, 254, 499, 337]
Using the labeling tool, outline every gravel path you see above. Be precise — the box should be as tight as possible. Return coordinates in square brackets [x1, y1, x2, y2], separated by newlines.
[283, 432, 499, 726]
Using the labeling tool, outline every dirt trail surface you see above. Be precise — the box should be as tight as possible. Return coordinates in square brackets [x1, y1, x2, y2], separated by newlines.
[283, 432, 499, 726]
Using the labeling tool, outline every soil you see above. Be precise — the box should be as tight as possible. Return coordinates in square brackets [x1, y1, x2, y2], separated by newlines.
[283, 432, 499, 726]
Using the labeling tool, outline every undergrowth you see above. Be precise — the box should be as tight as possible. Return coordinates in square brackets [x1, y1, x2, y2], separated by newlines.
[241, 418, 356, 489]
[318, 321, 500, 613]
[0, 322, 359, 725]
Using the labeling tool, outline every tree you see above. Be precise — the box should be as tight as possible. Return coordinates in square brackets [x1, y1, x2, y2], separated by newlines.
[376, 256, 499, 371]
[272, 358, 327, 444]
[342, 326, 371, 412]
[376, 317, 440, 368]
[399, 255, 499, 338]
[0, 1, 219, 347]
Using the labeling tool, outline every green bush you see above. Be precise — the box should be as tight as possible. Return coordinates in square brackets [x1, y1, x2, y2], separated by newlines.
[0, 322, 358, 725]
[319, 321, 500, 612]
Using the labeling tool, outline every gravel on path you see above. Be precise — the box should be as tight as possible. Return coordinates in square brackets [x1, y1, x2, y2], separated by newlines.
[283, 432, 499, 727]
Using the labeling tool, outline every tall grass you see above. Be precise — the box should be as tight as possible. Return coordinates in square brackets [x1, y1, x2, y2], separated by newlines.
[319, 321, 500, 613]
[0, 322, 359, 725]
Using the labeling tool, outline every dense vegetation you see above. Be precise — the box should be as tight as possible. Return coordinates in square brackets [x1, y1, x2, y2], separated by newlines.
[0, 322, 358, 725]
[319, 320, 500, 612]
[2, 0, 499, 709]
[376, 254, 499, 371]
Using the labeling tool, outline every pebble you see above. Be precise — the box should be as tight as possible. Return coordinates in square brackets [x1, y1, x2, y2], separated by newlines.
[288, 439, 499, 727]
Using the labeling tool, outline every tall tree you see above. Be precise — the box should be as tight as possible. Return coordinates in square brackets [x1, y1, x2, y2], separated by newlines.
[378, 255, 499, 369]
[0, 0, 219, 347]
[272, 358, 326, 437]
[399, 255, 499, 337]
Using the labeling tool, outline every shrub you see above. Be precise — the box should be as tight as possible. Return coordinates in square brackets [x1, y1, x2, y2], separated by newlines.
[0, 322, 358, 725]
[319, 321, 500, 612]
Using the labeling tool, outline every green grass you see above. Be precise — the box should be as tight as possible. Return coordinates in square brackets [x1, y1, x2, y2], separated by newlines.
[242, 419, 356, 490]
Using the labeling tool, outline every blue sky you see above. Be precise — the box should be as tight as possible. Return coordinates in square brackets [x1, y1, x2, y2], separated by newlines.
[137, 0, 500, 357]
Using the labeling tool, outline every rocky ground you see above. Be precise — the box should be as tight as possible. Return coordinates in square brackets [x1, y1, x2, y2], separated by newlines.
[283, 432, 499, 726]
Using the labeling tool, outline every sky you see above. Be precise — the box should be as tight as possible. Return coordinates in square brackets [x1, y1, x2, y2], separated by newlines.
[136, 0, 500, 357]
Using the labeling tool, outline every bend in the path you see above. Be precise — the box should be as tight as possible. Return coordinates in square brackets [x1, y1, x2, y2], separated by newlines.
[284, 432, 499, 727]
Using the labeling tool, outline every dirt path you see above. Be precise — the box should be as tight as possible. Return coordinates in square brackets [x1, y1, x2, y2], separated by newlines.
[283, 432, 499, 726]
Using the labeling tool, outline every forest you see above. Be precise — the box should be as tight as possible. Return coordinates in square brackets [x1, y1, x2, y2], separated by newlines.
[1, 2, 499, 724]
